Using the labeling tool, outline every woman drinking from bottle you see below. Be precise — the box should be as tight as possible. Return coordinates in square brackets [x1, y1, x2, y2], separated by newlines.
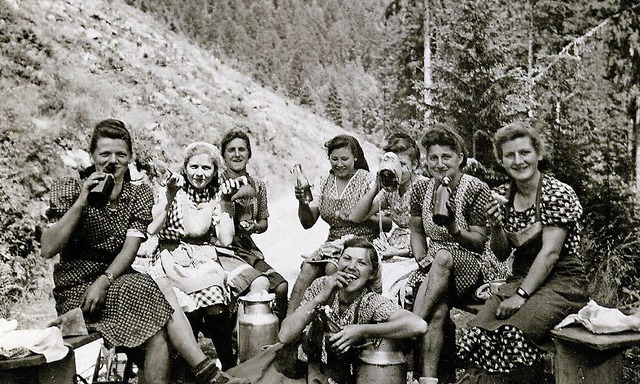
[42, 119, 247, 384]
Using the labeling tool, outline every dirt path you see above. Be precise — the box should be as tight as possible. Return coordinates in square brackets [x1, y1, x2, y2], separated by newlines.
[251, 190, 329, 290]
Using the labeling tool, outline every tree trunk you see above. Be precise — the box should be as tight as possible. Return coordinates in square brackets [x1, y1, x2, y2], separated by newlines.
[423, 0, 432, 126]
[527, 0, 534, 117]
[635, 96, 640, 199]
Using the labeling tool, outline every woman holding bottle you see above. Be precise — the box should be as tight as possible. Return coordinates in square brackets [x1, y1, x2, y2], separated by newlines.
[42, 120, 247, 383]
[288, 134, 386, 314]
[409, 125, 491, 384]
[148, 141, 269, 370]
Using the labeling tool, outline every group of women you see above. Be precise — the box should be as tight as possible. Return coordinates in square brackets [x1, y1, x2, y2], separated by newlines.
[42, 118, 588, 384]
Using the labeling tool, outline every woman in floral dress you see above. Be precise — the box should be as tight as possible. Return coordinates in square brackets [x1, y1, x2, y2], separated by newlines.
[280, 237, 427, 384]
[457, 122, 588, 383]
[288, 134, 384, 314]
[42, 119, 246, 384]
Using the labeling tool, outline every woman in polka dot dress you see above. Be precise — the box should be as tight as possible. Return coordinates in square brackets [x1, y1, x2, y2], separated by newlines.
[458, 122, 588, 383]
[41, 119, 247, 384]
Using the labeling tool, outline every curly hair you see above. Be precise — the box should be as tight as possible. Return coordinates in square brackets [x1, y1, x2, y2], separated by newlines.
[324, 134, 369, 171]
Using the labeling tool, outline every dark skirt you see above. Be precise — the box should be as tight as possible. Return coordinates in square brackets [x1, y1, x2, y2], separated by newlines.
[53, 259, 173, 348]
[458, 273, 588, 372]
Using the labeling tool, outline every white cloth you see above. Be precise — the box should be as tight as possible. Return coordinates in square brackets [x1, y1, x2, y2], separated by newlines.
[0, 320, 68, 362]
[381, 257, 419, 301]
[556, 299, 640, 334]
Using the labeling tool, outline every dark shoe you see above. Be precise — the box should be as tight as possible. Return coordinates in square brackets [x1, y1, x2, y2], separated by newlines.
[193, 357, 249, 384]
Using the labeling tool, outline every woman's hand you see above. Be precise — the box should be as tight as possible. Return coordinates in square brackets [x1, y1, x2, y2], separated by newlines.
[317, 271, 351, 302]
[330, 325, 365, 354]
[495, 294, 527, 319]
[486, 192, 507, 229]
[163, 170, 183, 197]
[443, 191, 459, 236]
[81, 276, 110, 316]
[78, 172, 108, 207]
[294, 185, 308, 204]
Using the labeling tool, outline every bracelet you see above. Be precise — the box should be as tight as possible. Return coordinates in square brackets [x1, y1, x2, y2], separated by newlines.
[516, 287, 530, 300]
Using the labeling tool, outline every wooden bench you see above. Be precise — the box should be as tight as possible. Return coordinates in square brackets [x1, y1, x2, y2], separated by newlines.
[0, 332, 101, 384]
[551, 325, 640, 384]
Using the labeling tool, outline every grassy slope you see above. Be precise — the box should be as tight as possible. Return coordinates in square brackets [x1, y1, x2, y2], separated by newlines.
[0, 0, 382, 322]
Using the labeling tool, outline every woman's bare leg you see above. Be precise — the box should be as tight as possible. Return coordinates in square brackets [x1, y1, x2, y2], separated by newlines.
[287, 261, 323, 314]
[154, 277, 207, 367]
[414, 249, 454, 378]
[143, 329, 170, 384]
[248, 275, 270, 293]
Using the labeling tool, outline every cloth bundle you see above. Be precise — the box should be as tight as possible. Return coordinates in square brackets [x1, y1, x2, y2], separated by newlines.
[0, 318, 68, 362]
[556, 299, 640, 334]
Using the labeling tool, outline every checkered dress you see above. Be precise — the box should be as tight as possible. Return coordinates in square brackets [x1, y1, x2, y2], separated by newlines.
[47, 177, 173, 348]
[154, 185, 228, 308]
[405, 175, 490, 301]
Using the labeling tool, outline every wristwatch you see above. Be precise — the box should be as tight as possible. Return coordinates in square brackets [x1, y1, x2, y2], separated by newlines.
[516, 287, 530, 300]
[103, 272, 115, 285]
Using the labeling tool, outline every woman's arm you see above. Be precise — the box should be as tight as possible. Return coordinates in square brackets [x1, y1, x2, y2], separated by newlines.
[496, 226, 567, 319]
[486, 199, 511, 260]
[410, 216, 428, 263]
[82, 235, 145, 315]
[216, 199, 236, 246]
[147, 190, 177, 235]
[348, 180, 381, 223]
[330, 309, 427, 353]
[41, 174, 103, 258]
[449, 224, 488, 254]
[297, 199, 320, 229]
[147, 174, 182, 235]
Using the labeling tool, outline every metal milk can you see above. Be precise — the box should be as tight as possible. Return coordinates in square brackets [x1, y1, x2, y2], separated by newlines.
[237, 291, 279, 362]
[357, 338, 408, 384]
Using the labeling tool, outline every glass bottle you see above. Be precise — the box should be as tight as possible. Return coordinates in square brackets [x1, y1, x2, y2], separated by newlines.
[432, 176, 451, 225]
[291, 164, 313, 204]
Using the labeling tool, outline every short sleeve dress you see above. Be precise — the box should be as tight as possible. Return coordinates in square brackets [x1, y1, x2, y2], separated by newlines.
[224, 172, 286, 291]
[306, 169, 378, 265]
[458, 174, 589, 373]
[406, 174, 491, 301]
[377, 175, 428, 251]
[299, 276, 400, 383]
[47, 177, 173, 348]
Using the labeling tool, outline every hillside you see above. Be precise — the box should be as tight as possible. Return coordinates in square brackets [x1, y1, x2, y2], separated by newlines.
[0, 0, 382, 312]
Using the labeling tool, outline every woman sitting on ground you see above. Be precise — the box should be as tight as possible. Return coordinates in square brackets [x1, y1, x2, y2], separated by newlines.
[457, 122, 588, 383]
[280, 237, 428, 384]
[147, 141, 269, 370]
[41, 120, 246, 384]
[288, 134, 388, 313]
[219, 129, 289, 323]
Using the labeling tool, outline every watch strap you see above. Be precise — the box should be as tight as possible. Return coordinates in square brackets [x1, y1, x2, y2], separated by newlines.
[516, 287, 529, 300]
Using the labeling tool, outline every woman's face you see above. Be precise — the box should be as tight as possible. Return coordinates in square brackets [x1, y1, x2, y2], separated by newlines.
[329, 146, 356, 179]
[223, 137, 250, 173]
[338, 246, 375, 293]
[426, 144, 463, 181]
[91, 138, 131, 179]
[396, 151, 415, 185]
[185, 153, 216, 190]
[500, 136, 542, 182]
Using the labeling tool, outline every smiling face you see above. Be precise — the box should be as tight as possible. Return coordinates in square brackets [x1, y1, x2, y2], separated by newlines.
[329, 146, 356, 179]
[223, 137, 250, 174]
[426, 144, 463, 181]
[337, 246, 375, 293]
[91, 138, 131, 180]
[185, 153, 216, 190]
[500, 136, 542, 182]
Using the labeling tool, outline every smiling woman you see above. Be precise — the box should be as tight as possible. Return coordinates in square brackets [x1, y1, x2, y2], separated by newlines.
[41, 120, 248, 384]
